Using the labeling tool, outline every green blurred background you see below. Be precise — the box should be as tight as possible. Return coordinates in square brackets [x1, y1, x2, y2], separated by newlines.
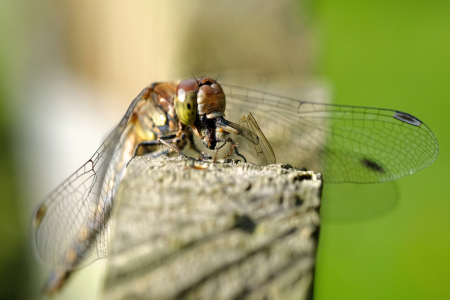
[313, 1, 449, 299]
[0, 1, 448, 299]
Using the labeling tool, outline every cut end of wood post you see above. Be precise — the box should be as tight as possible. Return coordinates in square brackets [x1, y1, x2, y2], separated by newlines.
[103, 156, 322, 300]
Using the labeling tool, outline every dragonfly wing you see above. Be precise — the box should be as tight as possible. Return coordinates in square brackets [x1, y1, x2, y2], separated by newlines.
[31, 88, 150, 270]
[222, 84, 439, 183]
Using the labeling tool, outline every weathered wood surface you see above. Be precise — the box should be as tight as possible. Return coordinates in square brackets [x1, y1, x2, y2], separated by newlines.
[103, 156, 322, 300]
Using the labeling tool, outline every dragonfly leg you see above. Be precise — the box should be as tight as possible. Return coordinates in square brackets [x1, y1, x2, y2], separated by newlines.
[234, 147, 247, 162]
[132, 134, 176, 157]
[215, 141, 228, 151]
[127, 140, 163, 167]
[227, 137, 247, 162]
[213, 149, 219, 162]
[158, 137, 188, 158]
[212, 141, 228, 162]
[128, 134, 190, 167]
[223, 143, 239, 159]
[187, 132, 201, 154]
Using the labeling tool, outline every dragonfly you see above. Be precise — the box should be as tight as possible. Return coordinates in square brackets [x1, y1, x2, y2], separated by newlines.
[31, 77, 439, 295]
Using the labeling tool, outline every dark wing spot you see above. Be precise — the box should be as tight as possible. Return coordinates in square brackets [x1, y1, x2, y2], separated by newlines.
[393, 112, 422, 126]
[187, 103, 191, 110]
[361, 158, 385, 173]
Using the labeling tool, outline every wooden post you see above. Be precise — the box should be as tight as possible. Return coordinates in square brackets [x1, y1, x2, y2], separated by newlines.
[103, 156, 322, 300]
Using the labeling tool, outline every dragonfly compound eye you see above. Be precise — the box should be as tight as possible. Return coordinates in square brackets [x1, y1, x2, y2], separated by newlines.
[197, 82, 226, 119]
[175, 79, 199, 125]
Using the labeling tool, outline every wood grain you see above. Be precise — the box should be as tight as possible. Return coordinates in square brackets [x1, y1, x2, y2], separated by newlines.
[103, 156, 322, 300]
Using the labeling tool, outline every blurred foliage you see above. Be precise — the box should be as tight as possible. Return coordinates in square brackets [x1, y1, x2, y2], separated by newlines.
[0, 65, 28, 299]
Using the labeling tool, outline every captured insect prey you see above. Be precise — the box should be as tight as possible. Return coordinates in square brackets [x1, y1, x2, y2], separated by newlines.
[31, 77, 439, 295]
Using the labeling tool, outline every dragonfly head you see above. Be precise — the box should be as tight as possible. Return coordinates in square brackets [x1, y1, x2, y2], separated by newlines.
[196, 77, 226, 119]
[174, 77, 226, 126]
[175, 77, 228, 151]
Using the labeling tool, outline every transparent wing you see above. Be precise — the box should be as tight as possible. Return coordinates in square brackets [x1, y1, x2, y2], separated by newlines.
[215, 117, 259, 145]
[31, 88, 150, 270]
[237, 113, 276, 165]
[222, 84, 439, 183]
[216, 115, 275, 165]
